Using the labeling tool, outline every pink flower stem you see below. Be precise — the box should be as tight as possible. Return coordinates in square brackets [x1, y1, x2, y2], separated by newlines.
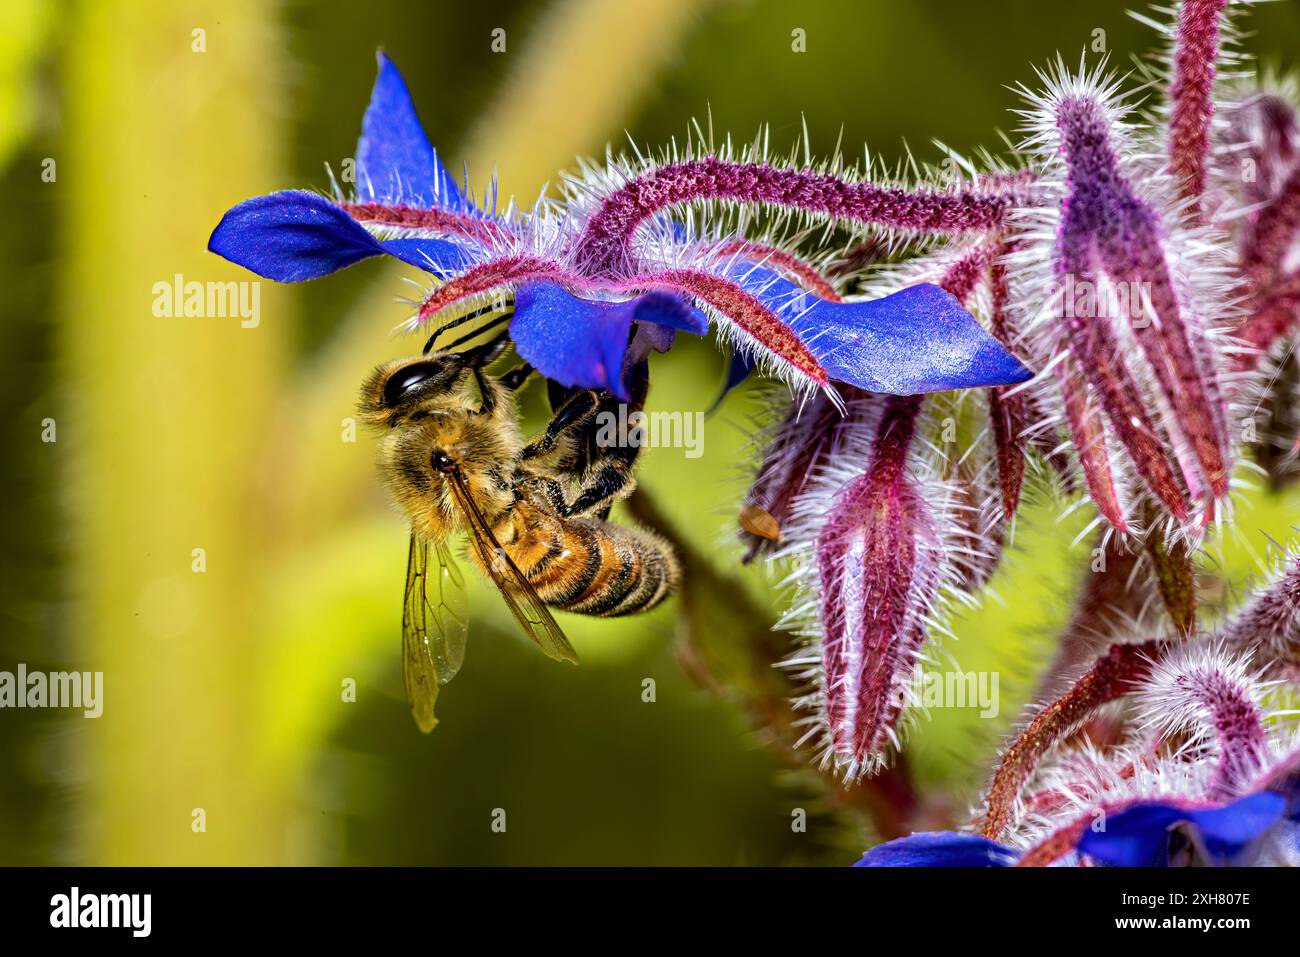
[1192, 671, 1267, 800]
[644, 268, 829, 385]
[1016, 800, 1138, 867]
[988, 247, 1028, 520]
[1242, 164, 1300, 281]
[1233, 273, 1300, 371]
[415, 255, 560, 323]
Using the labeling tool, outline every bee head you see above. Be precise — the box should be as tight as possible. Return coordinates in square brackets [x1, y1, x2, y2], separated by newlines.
[358, 335, 510, 424]
[358, 346, 521, 539]
[358, 353, 474, 427]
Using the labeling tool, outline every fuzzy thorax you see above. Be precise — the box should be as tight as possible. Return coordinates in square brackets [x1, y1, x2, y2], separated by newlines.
[358, 354, 522, 543]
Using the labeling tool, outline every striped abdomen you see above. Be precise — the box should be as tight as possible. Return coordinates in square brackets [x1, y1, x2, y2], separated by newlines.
[505, 504, 679, 617]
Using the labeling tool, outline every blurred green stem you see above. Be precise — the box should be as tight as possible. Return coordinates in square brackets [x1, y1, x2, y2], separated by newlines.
[627, 488, 919, 841]
[64, 0, 290, 863]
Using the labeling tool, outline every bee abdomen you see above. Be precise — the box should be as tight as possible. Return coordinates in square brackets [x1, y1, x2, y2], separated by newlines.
[521, 519, 679, 617]
[611, 526, 683, 616]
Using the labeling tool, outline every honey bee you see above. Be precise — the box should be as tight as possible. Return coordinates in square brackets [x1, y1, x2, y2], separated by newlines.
[358, 320, 680, 732]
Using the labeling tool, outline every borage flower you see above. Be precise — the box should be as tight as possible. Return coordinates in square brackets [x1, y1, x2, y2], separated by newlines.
[860, 640, 1300, 867]
[854, 831, 1019, 867]
[1077, 792, 1288, 866]
[856, 790, 1289, 867]
[209, 53, 1030, 403]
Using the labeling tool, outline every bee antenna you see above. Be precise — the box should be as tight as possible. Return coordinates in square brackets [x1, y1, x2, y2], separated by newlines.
[442, 310, 513, 353]
[424, 301, 515, 354]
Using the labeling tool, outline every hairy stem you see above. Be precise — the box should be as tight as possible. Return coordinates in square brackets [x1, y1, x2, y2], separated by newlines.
[1016, 801, 1137, 867]
[1199, 674, 1267, 800]
[981, 640, 1160, 838]
[988, 251, 1028, 522]
[1242, 164, 1300, 282]
[645, 268, 828, 385]
[1144, 501, 1198, 637]
[416, 254, 559, 322]
[573, 158, 1021, 277]
[1167, 0, 1229, 215]
[709, 240, 842, 300]
[1234, 276, 1300, 368]
[1036, 538, 1151, 701]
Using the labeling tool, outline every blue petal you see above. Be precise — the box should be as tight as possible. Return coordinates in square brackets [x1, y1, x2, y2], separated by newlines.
[379, 236, 480, 276]
[209, 190, 387, 281]
[1078, 792, 1286, 867]
[729, 266, 1032, 394]
[357, 52, 466, 210]
[209, 190, 471, 281]
[1192, 793, 1288, 860]
[511, 285, 703, 400]
[511, 284, 634, 400]
[854, 832, 1019, 867]
[635, 291, 709, 336]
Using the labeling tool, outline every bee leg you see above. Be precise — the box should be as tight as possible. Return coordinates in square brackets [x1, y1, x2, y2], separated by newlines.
[520, 389, 600, 463]
[563, 442, 640, 518]
[462, 332, 511, 370]
[523, 475, 571, 514]
[460, 334, 512, 415]
[530, 385, 647, 517]
[472, 367, 495, 414]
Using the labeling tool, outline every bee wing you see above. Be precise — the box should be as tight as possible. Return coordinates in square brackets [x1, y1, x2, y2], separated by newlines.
[401, 534, 470, 733]
[443, 468, 579, 666]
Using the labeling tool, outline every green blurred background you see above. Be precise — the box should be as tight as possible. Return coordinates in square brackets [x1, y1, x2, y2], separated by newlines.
[1, 0, 1298, 866]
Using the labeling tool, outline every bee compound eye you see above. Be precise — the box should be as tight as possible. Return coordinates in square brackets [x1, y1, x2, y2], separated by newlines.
[383, 362, 439, 407]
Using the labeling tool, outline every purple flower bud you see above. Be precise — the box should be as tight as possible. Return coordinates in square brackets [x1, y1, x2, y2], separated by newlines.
[1015, 61, 1237, 529]
[1060, 94, 1228, 505]
[814, 395, 940, 773]
[1222, 553, 1300, 677]
[1138, 643, 1268, 800]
